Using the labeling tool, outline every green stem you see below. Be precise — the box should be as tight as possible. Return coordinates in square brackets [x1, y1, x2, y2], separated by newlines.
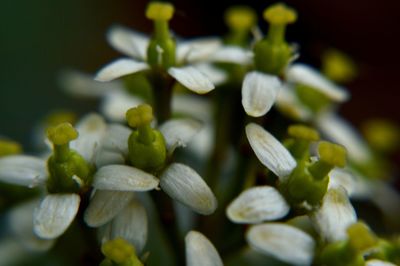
[149, 69, 173, 124]
[53, 143, 70, 162]
[137, 124, 155, 145]
[309, 161, 332, 180]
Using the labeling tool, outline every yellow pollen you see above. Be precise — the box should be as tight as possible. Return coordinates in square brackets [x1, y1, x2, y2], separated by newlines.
[101, 237, 135, 264]
[263, 3, 297, 25]
[146, 2, 174, 21]
[46, 122, 78, 145]
[126, 104, 154, 128]
[225, 6, 257, 30]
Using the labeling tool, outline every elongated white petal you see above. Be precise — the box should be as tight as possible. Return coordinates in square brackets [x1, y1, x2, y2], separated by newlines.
[99, 199, 147, 253]
[107, 25, 149, 60]
[247, 223, 315, 266]
[0, 155, 47, 187]
[159, 119, 202, 154]
[211, 46, 253, 65]
[95, 58, 149, 82]
[242, 71, 281, 117]
[70, 113, 106, 163]
[316, 112, 372, 163]
[59, 70, 124, 98]
[8, 199, 55, 251]
[100, 124, 131, 155]
[101, 90, 143, 122]
[168, 66, 215, 94]
[95, 150, 125, 168]
[311, 187, 357, 242]
[328, 168, 371, 199]
[160, 163, 217, 215]
[193, 63, 227, 86]
[185, 231, 223, 266]
[84, 190, 133, 227]
[286, 64, 349, 102]
[34, 193, 80, 239]
[172, 93, 212, 122]
[227, 186, 289, 224]
[177, 38, 221, 64]
[246, 123, 296, 179]
[366, 259, 397, 266]
[93, 165, 159, 191]
[275, 84, 311, 121]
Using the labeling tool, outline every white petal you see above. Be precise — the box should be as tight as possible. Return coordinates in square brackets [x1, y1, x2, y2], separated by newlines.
[8, 199, 55, 251]
[275, 84, 312, 121]
[172, 93, 212, 122]
[242, 71, 281, 117]
[70, 113, 107, 163]
[177, 38, 221, 64]
[311, 187, 357, 242]
[316, 112, 372, 163]
[245, 123, 296, 179]
[366, 259, 397, 266]
[0, 155, 47, 187]
[227, 186, 289, 224]
[95, 150, 126, 168]
[59, 70, 123, 98]
[100, 89, 143, 122]
[187, 124, 214, 159]
[99, 199, 147, 253]
[33, 193, 80, 239]
[100, 124, 131, 156]
[193, 63, 227, 86]
[168, 66, 215, 94]
[84, 190, 133, 227]
[95, 58, 149, 82]
[211, 46, 253, 65]
[247, 223, 315, 266]
[286, 64, 349, 102]
[159, 118, 202, 154]
[160, 163, 217, 215]
[370, 180, 400, 227]
[328, 168, 371, 199]
[185, 231, 223, 266]
[107, 25, 149, 60]
[93, 165, 159, 191]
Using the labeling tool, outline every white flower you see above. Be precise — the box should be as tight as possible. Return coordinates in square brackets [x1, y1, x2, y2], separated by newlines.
[95, 25, 226, 94]
[0, 114, 107, 240]
[85, 119, 217, 228]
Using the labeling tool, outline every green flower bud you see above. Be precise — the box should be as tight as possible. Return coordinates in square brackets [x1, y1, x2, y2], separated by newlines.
[126, 105, 167, 171]
[146, 2, 176, 69]
[253, 3, 297, 75]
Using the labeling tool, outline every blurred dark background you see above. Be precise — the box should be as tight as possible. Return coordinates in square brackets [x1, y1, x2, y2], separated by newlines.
[1, 0, 400, 152]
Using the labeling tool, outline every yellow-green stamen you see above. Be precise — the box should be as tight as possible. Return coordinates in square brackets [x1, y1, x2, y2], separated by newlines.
[264, 3, 297, 44]
[309, 141, 347, 180]
[126, 104, 155, 145]
[287, 124, 320, 159]
[146, 2, 174, 21]
[225, 6, 256, 31]
[101, 238, 138, 264]
[347, 222, 377, 252]
[322, 49, 357, 83]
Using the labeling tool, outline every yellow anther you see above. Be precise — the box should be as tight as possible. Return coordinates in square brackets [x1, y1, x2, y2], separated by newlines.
[347, 222, 377, 252]
[288, 124, 320, 141]
[362, 119, 400, 152]
[146, 2, 174, 21]
[225, 6, 257, 30]
[46, 122, 78, 145]
[0, 139, 22, 157]
[318, 141, 347, 167]
[101, 237, 135, 264]
[45, 110, 77, 127]
[322, 49, 357, 83]
[263, 3, 297, 25]
[126, 104, 154, 128]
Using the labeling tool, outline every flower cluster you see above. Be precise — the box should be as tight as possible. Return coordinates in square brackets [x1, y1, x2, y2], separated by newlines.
[0, 2, 399, 266]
